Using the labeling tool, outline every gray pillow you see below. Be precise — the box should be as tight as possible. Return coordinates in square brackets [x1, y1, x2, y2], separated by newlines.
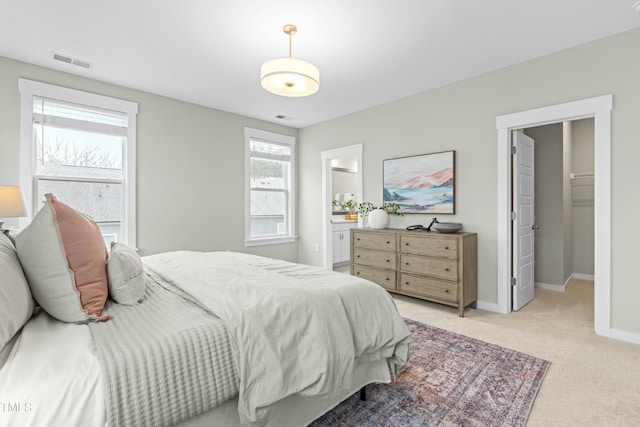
[107, 242, 145, 305]
[0, 232, 35, 351]
[15, 194, 109, 323]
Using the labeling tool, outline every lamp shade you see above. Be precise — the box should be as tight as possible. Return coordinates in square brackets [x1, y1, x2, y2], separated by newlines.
[0, 186, 28, 218]
[261, 57, 320, 97]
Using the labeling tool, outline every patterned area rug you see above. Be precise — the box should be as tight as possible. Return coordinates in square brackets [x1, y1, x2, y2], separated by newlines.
[310, 318, 550, 427]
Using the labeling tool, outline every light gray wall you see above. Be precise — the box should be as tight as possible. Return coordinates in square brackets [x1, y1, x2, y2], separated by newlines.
[0, 56, 298, 261]
[526, 124, 566, 287]
[572, 119, 595, 172]
[571, 118, 595, 276]
[297, 27, 640, 334]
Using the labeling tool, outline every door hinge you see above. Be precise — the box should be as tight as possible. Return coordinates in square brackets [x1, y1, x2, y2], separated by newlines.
[511, 145, 517, 155]
[510, 211, 517, 220]
[511, 277, 517, 287]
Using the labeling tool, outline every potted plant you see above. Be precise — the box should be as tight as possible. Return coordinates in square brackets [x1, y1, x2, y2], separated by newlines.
[356, 202, 404, 229]
[332, 199, 358, 220]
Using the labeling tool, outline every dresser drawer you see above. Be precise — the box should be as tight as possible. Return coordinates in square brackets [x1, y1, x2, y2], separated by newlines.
[400, 254, 458, 281]
[350, 228, 477, 317]
[353, 247, 396, 269]
[399, 273, 458, 303]
[400, 235, 458, 258]
[352, 265, 396, 291]
[352, 231, 397, 251]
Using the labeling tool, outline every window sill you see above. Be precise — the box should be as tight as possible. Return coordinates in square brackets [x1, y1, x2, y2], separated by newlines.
[244, 235, 297, 247]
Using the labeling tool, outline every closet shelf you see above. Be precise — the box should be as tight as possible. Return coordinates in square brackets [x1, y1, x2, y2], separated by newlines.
[570, 172, 594, 205]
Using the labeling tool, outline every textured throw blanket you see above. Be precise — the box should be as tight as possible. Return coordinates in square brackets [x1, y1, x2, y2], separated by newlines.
[144, 251, 411, 427]
[88, 276, 239, 427]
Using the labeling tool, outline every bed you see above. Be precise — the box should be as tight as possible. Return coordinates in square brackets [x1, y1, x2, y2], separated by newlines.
[0, 195, 411, 427]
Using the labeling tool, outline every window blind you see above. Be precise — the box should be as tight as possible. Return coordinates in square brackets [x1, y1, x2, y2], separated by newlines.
[33, 96, 128, 137]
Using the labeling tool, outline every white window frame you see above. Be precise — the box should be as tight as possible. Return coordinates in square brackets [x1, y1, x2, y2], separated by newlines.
[18, 79, 138, 247]
[244, 127, 296, 246]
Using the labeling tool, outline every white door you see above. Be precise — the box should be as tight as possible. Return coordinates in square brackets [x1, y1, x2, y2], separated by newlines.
[512, 130, 536, 310]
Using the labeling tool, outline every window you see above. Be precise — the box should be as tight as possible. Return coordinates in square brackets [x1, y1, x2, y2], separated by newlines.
[244, 127, 296, 246]
[19, 79, 138, 247]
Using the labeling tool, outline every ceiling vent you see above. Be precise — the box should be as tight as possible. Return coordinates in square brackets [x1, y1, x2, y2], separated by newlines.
[51, 52, 93, 69]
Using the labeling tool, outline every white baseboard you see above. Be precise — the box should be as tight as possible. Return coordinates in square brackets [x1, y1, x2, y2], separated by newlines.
[573, 273, 594, 281]
[535, 273, 595, 293]
[535, 281, 567, 292]
[475, 300, 503, 313]
[601, 328, 640, 345]
[477, 276, 640, 346]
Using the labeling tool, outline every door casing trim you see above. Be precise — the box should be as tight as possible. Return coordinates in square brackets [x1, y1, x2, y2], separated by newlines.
[496, 95, 611, 337]
[321, 144, 363, 270]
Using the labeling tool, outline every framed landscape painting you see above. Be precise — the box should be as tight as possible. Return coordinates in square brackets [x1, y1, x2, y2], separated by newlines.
[383, 150, 455, 214]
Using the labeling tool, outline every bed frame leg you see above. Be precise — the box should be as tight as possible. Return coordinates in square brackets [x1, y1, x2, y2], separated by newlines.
[359, 386, 366, 401]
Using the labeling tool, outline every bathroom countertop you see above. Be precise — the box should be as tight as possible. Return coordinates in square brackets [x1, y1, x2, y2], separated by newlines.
[331, 218, 358, 224]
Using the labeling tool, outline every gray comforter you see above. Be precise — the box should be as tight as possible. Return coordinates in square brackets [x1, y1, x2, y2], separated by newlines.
[144, 251, 411, 427]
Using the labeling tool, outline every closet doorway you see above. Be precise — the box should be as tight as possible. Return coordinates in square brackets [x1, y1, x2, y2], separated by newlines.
[524, 120, 595, 293]
[496, 95, 612, 338]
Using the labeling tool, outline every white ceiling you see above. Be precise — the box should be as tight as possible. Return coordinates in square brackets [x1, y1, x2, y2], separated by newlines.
[1, 1, 639, 128]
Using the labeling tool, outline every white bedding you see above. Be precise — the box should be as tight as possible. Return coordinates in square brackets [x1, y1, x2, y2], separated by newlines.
[0, 309, 105, 427]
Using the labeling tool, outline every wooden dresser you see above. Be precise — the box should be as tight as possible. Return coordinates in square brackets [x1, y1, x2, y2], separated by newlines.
[350, 228, 477, 317]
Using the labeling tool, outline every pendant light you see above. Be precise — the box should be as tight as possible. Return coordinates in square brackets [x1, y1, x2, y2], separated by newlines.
[261, 24, 320, 97]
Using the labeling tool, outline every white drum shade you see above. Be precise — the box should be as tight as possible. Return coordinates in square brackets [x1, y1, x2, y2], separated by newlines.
[261, 57, 320, 97]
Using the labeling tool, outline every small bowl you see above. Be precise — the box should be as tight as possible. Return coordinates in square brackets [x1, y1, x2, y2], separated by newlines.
[432, 222, 463, 233]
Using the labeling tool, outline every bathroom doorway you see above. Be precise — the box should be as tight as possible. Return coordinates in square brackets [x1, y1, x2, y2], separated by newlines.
[320, 144, 363, 270]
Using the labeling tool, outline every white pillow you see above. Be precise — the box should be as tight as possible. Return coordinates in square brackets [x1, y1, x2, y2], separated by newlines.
[0, 232, 35, 351]
[15, 194, 110, 323]
[107, 242, 145, 305]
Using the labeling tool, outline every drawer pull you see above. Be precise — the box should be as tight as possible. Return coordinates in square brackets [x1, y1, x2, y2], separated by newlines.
[386, 259, 390, 262]
[445, 246, 449, 250]
[445, 268, 450, 271]
[386, 241, 391, 244]
[445, 289, 449, 293]
[405, 243, 409, 246]
[405, 262, 410, 266]
[405, 281, 410, 285]
[357, 255, 361, 258]
[357, 238, 360, 241]
[386, 278, 390, 281]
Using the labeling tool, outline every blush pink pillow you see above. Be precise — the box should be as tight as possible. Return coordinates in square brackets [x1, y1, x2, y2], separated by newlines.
[16, 194, 110, 323]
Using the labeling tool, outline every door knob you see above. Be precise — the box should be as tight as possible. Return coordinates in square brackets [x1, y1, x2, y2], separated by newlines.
[531, 224, 540, 230]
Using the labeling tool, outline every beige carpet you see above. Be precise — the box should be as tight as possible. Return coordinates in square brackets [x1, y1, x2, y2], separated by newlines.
[392, 279, 640, 426]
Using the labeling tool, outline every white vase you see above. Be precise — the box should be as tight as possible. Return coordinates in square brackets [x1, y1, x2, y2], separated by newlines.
[368, 209, 389, 229]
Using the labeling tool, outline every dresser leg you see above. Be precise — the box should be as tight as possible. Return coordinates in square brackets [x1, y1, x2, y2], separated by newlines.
[359, 386, 367, 401]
